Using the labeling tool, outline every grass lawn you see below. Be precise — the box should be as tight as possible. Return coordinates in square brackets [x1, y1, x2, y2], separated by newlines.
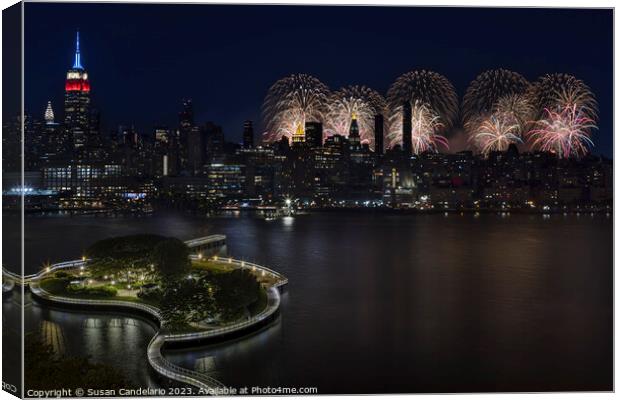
[191, 259, 236, 274]
[39, 278, 160, 307]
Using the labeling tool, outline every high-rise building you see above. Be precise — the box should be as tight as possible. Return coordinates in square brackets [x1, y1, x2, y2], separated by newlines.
[154, 126, 170, 144]
[178, 99, 194, 167]
[305, 121, 323, 148]
[188, 126, 205, 175]
[87, 108, 104, 159]
[243, 120, 254, 148]
[348, 114, 361, 149]
[205, 121, 225, 162]
[44, 101, 55, 124]
[179, 99, 194, 129]
[42, 101, 69, 162]
[374, 114, 384, 155]
[64, 31, 91, 150]
[291, 122, 306, 145]
[402, 102, 412, 156]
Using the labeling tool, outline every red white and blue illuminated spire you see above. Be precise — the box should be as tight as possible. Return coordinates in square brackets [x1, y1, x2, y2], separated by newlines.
[73, 30, 83, 69]
[65, 31, 90, 93]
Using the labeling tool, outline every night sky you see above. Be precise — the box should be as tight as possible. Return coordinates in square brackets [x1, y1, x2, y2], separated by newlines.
[23, 4, 613, 156]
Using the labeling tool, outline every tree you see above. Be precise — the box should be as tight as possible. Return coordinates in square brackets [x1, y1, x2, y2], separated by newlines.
[159, 278, 215, 328]
[86, 234, 167, 261]
[85, 234, 168, 277]
[211, 269, 261, 321]
[150, 238, 191, 281]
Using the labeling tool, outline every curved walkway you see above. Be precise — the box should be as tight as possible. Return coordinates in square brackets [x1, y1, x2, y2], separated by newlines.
[25, 253, 286, 392]
[2, 235, 232, 285]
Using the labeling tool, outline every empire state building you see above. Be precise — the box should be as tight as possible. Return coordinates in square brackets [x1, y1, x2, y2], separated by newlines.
[64, 31, 91, 150]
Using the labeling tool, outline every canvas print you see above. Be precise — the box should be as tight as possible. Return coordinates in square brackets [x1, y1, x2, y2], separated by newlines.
[2, 2, 613, 397]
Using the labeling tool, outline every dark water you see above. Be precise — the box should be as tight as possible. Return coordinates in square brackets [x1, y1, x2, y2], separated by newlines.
[3, 212, 613, 393]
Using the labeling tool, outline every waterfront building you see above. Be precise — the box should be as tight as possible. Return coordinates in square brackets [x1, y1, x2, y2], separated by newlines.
[42, 162, 131, 206]
[236, 147, 280, 198]
[206, 162, 247, 199]
[160, 175, 210, 201]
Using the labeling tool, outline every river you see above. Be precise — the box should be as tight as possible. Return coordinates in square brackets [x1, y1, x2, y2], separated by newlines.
[3, 211, 613, 393]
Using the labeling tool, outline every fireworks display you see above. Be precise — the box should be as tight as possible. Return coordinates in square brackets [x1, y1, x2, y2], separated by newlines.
[527, 104, 596, 158]
[387, 100, 448, 153]
[494, 93, 536, 131]
[467, 93, 534, 154]
[326, 85, 386, 146]
[471, 114, 522, 156]
[529, 73, 598, 120]
[461, 69, 531, 133]
[386, 70, 457, 153]
[262, 74, 330, 142]
[386, 70, 459, 129]
[260, 69, 598, 159]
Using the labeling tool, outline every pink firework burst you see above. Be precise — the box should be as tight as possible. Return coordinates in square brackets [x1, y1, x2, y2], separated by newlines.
[528, 104, 596, 158]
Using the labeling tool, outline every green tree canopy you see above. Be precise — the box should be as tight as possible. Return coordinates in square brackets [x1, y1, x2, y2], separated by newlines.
[159, 278, 215, 328]
[150, 238, 191, 281]
[211, 269, 262, 321]
[86, 234, 168, 261]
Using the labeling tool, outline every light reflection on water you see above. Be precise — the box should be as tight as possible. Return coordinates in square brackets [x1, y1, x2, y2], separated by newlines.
[4, 212, 613, 392]
[11, 292, 161, 388]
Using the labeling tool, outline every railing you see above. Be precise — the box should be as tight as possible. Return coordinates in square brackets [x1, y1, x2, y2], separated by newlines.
[23, 244, 286, 393]
[148, 335, 226, 391]
[3, 260, 86, 285]
[2, 280, 15, 293]
[163, 286, 281, 342]
[30, 282, 162, 320]
[184, 235, 227, 248]
[205, 256, 288, 288]
[3, 232, 228, 284]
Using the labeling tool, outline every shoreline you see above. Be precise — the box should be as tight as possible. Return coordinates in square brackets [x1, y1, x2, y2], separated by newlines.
[6, 205, 613, 218]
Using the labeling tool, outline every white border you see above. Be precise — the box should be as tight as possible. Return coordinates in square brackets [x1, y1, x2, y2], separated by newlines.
[0, 2, 616, 400]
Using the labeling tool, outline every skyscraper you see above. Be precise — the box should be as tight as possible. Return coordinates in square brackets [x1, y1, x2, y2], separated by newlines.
[188, 126, 205, 175]
[64, 31, 91, 150]
[243, 120, 254, 148]
[374, 114, 384, 155]
[205, 121, 225, 162]
[348, 113, 361, 148]
[291, 122, 306, 145]
[402, 102, 412, 156]
[178, 99, 194, 168]
[304, 121, 323, 148]
[44, 101, 55, 124]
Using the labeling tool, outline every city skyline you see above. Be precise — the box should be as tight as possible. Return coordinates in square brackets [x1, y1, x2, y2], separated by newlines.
[19, 4, 613, 156]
